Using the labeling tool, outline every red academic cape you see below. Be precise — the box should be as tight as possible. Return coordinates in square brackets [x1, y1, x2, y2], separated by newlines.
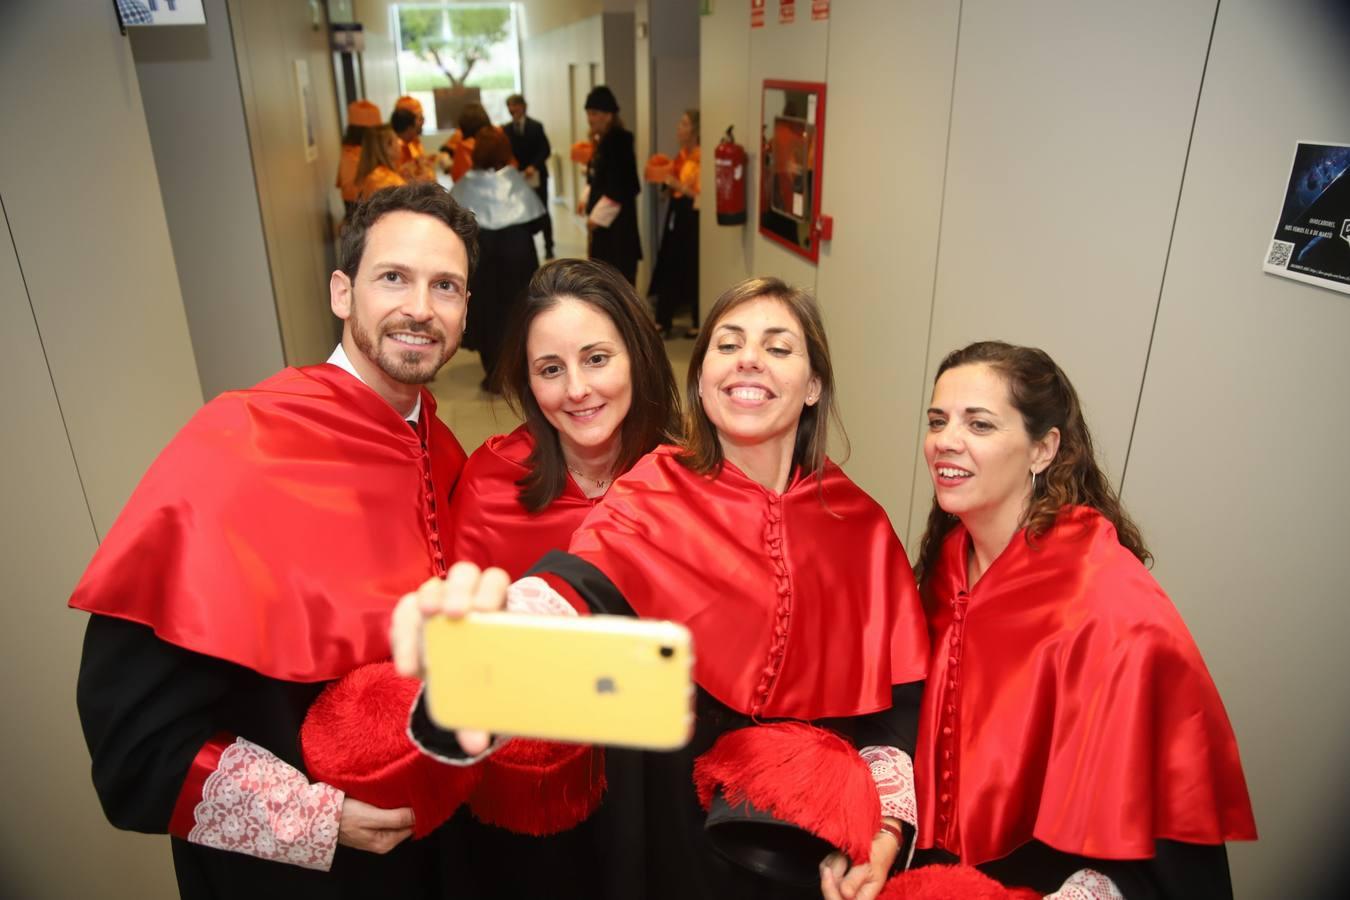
[69, 363, 466, 683]
[916, 505, 1257, 864]
[445, 425, 600, 579]
[565, 446, 929, 719]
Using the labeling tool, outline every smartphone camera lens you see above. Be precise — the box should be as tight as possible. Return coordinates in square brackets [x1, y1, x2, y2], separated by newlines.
[659, 645, 675, 659]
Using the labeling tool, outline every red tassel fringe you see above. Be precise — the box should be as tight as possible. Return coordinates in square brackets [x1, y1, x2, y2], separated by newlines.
[692, 722, 880, 865]
[879, 865, 1043, 900]
[468, 739, 606, 836]
[301, 662, 483, 837]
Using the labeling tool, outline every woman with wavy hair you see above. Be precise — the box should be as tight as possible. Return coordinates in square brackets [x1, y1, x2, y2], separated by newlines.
[890, 341, 1256, 900]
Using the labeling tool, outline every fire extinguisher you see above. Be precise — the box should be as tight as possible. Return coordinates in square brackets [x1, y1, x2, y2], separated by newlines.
[715, 126, 747, 226]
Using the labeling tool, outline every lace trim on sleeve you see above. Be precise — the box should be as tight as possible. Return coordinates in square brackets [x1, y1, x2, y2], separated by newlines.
[506, 576, 581, 617]
[859, 744, 916, 827]
[186, 737, 343, 871]
[1044, 868, 1126, 900]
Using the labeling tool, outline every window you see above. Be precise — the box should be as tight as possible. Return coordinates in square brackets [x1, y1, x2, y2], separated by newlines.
[393, 3, 522, 132]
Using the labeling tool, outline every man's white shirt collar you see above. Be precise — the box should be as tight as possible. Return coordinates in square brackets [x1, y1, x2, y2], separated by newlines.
[327, 344, 422, 425]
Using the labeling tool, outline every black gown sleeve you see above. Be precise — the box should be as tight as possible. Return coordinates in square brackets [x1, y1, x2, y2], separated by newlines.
[588, 130, 640, 210]
[76, 614, 234, 833]
[917, 837, 1234, 899]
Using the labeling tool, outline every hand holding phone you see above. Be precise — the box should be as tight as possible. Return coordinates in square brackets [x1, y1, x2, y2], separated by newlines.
[423, 612, 695, 751]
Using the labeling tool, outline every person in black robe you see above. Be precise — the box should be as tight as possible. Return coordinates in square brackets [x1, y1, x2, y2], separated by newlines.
[582, 86, 642, 285]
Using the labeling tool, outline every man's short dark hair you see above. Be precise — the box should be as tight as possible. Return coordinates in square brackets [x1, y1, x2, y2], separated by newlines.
[506, 94, 525, 107]
[390, 107, 417, 135]
[339, 182, 480, 279]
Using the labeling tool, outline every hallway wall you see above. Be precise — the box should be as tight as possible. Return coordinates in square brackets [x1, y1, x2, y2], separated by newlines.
[0, 1, 199, 895]
[130, 0, 285, 399]
[701, 0, 1350, 895]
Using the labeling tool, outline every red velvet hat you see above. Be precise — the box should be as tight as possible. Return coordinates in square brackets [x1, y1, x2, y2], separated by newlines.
[693, 723, 880, 885]
[301, 662, 483, 838]
[468, 739, 606, 836]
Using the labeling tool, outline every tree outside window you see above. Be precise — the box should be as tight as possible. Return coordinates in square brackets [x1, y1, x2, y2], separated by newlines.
[394, 3, 521, 133]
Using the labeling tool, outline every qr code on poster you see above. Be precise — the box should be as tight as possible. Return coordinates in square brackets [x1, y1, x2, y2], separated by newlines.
[1266, 240, 1295, 268]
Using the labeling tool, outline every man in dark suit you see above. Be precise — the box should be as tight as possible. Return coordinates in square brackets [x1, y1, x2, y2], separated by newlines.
[505, 93, 555, 259]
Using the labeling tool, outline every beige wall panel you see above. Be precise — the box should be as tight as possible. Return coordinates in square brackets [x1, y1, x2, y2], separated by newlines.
[906, 0, 1218, 539]
[1122, 1, 1350, 894]
[0, 2, 195, 894]
[0, 207, 178, 900]
[813, 1, 960, 539]
[130, 0, 285, 399]
[230, 0, 344, 367]
[698, 0, 754, 302]
[0, 0, 203, 537]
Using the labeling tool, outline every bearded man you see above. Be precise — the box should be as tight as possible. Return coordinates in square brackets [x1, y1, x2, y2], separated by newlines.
[71, 182, 477, 899]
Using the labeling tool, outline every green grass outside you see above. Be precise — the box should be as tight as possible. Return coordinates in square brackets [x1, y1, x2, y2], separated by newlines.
[403, 70, 515, 91]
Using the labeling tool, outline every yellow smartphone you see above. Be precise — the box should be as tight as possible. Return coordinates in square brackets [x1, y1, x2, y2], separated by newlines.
[422, 612, 695, 751]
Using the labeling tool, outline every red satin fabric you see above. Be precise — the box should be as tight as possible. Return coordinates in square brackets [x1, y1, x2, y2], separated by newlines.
[69, 364, 466, 682]
[444, 425, 600, 578]
[568, 446, 929, 719]
[915, 505, 1257, 863]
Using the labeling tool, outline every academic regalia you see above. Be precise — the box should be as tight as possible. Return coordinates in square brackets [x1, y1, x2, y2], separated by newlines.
[358, 165, 407, 201]
[399, 136, 437, 183]
[337, 144, 362, 204]
[449, 167, 543, 382]
[444, 425, 600, 579]
[586, 126, 642, 284]
[650, 145, 701, 332]
[475, 447, 930, 899]
[911, 506, 1257, 898]
[72, 363, 467, 900]
[434, 424, 609, 900]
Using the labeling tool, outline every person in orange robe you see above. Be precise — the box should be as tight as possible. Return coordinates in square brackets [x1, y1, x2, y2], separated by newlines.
[337, 99, 382, 215]
[887, 341, 1257, 900]
[393, 95, 435, 183]
[650, 109, 702, 338]
[356, 124, 408, 201]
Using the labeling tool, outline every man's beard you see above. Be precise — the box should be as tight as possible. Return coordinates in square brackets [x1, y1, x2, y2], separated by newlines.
[350, 311, 452, 385]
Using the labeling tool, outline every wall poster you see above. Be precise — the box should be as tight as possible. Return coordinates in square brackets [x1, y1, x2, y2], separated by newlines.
[1264, 141, 1350, 295]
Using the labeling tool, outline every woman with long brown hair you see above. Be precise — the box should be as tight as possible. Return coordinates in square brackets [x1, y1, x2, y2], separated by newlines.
[355, 124, 407, 201]
[433, 258, 680, 900]
[396, 277, 929, 900]
[893, 341, 1256, 899]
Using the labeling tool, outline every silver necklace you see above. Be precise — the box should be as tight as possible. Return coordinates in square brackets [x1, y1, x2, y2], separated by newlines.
[567, 465, 611, 490]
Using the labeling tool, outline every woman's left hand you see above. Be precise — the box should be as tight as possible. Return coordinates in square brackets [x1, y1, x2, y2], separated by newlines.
[819, 825, 901, 900]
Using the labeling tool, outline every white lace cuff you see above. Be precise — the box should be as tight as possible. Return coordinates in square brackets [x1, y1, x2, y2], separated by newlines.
[1045, 868, 1126, 900]
[859, 744, 916, 827]
[505, 576, 580, 617]
[186, 737, 343, 871]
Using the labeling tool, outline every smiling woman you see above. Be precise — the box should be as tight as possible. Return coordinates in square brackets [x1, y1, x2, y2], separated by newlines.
[398, 276, 931, 900]
[434, 257, 680, 899]
[897, 341, 1256, 899]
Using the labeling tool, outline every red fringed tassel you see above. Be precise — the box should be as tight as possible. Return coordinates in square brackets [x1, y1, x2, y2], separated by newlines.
[468, 739, 606, 836]
[692, 722, 880, 865]
[301, 662, 484, 838]
[879, 865, 1042, 900]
